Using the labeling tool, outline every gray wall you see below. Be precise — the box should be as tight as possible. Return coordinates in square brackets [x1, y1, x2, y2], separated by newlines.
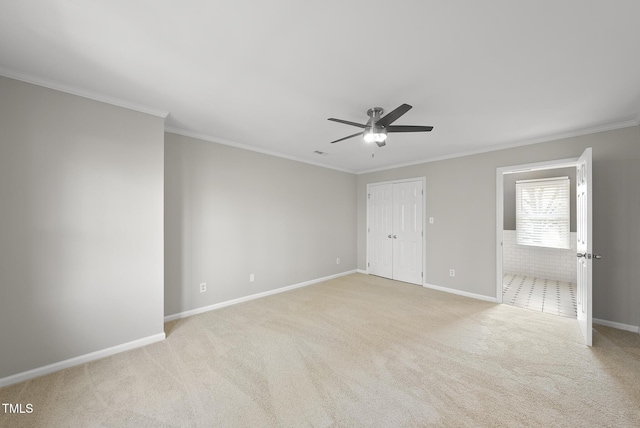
[503, 167, 577, 231]
[1, 73, 637, 383]
[164, 132, 357, 316]
[0, 76, 165, 379]
[357, 126, 640, 328]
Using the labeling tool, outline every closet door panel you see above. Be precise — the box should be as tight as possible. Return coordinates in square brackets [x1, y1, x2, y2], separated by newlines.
[392, 181, 423, 285]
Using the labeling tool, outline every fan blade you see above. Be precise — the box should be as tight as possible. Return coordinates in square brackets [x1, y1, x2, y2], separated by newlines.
[375, 140, 386, 148]
[328, 118, 367, 128]
[377, 104, 412, 127]
[387, 125, 433, 133]
[330, 132, 362, 144]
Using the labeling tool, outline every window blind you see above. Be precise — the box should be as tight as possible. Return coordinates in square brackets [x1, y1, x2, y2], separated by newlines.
[516, 176, 570, 249]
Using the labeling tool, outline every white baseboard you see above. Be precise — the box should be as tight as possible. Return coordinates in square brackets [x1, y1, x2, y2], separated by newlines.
[164, 270, 358, 322]
[593, 318, 640, 334]
[423, 282, 499, 303]
[353, 272, 497, 303]
[0, 332, 166, 388]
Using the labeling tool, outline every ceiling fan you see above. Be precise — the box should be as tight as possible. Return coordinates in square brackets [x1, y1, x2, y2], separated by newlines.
[328, 103, 433, 147]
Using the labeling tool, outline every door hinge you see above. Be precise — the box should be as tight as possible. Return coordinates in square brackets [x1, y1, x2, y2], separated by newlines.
[421, 272, 423, 278]
[368, 227, 370, 233]
[422, 231, 424, 237]
[422, 189, 424, 195]
[368, 262, 370, 267]
[368, 193, 371, 199]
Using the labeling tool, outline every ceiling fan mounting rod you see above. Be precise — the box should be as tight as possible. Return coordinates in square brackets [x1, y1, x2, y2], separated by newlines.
[367, 107, 384, 119]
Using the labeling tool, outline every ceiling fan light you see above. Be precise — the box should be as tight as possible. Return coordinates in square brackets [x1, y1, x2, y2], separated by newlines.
[363, 127, 387, 144]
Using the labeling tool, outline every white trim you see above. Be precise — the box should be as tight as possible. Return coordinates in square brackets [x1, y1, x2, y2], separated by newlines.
[164, 270, 357, 322]
[357, 120, 637, 175]
[356, 269, 368, 274]
[495, 156, 580, 303]
[0, 66, 169, 119]
[516, 176, 569, 184]
[499, 157, 579, 174]
[165, 127, 356, 174]
[496, 171, 504, 304]
[593, 318, 640, 334]
[423, 282, 498, 303]
[1, 65, 636, 175]
[364, 176, 427, 187]
[3, 66, 635, 176]
[0, 333, 165, 388]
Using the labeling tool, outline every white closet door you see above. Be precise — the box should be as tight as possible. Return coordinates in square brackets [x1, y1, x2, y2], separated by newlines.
[368, 184, 393, 279]
[392, 181, 423, 285]
[367, 180, 423, 285]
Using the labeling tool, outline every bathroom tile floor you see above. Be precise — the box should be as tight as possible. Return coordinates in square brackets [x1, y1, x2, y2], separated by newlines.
[502, 273, 577, 318]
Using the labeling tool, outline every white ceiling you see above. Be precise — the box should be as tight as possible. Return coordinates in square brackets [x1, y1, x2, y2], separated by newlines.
[2, 0, 640, 173]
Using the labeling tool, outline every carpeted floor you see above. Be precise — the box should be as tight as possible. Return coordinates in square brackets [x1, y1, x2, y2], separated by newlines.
[1, 273, 639, 427]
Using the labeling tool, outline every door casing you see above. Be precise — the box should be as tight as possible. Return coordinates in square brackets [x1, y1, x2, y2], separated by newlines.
[496, 153, 593, 346]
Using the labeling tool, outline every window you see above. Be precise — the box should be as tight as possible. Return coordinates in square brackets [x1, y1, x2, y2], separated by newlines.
[516, 177, 570, 249]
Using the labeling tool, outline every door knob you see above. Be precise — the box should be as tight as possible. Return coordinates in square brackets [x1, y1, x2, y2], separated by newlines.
[393, 235, 397, 239]
[577, 253, 603, 260]
[388, 235, 392, 238]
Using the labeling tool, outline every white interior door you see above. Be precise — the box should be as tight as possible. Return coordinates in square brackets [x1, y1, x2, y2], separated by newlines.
[368, 184, 393, 279]
[367, 180, 423, 285]
[576, 148, 592, 346]
[392, 181, 423, 284]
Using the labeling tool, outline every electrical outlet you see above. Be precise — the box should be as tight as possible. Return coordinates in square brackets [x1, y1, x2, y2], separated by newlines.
[200, 282, 206, 292]
[449, 269, 455, 277]
[336, 257, 341, 265]
[249, 274, 255, 282]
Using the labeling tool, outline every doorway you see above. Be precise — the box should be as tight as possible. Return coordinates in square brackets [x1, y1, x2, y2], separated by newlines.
[496, 149, 593, 346]
[366, 178, 425, 285]
[501, 167, 577, 318]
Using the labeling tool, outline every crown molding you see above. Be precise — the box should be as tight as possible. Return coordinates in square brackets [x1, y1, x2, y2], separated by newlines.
[357, 118, 640, 175]
[2, 64, 636, 174]
[165, 126, 357, 174]
[0, 65, 169, 119]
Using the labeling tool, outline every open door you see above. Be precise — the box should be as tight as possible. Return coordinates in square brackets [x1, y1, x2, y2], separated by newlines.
[576, 148, 592, 346]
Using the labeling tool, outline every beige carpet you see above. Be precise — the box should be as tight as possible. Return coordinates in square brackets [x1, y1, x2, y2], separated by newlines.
[1, 273, 639, 427]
